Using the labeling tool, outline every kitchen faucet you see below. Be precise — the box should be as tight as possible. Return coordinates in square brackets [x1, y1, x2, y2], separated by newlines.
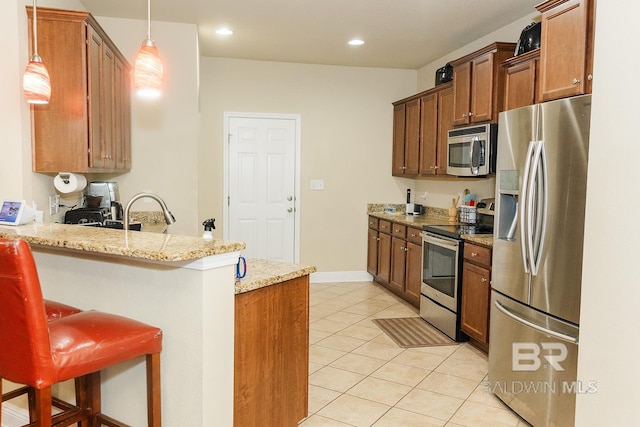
[124, 192, 176, 232]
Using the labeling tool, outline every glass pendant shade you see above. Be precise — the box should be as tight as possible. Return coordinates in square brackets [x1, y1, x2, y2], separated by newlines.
[23, 54, 51, 104]
[134, 38, 163, 99]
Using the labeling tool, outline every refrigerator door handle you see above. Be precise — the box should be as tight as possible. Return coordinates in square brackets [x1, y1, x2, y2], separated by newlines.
[494, 300, 579, 344]
[519, 141, 537, 274]
[532, 142, 548, 275]
[527, 141, 548, 276]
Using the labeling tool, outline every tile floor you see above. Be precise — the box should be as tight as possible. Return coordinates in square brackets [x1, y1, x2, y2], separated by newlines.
[301, 281, 530, 427]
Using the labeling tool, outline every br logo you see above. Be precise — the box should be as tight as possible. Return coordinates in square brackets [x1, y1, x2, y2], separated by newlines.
[512, 342, 568, 371]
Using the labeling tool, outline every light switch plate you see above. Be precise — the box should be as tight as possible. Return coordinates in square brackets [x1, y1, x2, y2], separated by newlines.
[310, 179, 324, 190]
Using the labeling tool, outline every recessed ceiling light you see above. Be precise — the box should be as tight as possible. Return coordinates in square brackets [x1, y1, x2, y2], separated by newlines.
[348, 39, 365, 46]
[216, 28, 234, 36]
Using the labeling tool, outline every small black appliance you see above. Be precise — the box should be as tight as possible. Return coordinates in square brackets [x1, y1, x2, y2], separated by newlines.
[435, 63, 453, 85]
[515, 22, 541, 56]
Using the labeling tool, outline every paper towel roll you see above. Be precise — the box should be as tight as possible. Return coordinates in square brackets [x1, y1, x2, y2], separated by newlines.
[54, 173, 87, 194]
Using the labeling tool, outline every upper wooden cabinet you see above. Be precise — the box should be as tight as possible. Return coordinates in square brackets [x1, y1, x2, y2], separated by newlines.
[419, 83, 453, 176]
[450, 42, 516, 126]
[536, 0, 595, 102]
[392, 82, 453, 177]
[392, 99, 420, 176]
[27, 7, 132, 173]
[502, 49, 540, 111]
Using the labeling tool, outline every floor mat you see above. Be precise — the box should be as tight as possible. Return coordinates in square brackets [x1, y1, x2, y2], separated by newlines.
[372, 317, 456, 348]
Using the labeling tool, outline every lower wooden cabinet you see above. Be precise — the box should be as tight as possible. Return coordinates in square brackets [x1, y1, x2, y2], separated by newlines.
[234, 276, 309, 426]
[367, 216, 421, 308]
[461, 242, 492, 353]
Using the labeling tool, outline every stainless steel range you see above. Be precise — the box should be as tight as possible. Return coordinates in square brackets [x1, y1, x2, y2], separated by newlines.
[419, 215, 493, 341]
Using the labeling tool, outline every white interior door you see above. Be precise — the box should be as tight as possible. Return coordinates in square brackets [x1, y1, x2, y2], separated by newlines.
[226, 115, 298, 262]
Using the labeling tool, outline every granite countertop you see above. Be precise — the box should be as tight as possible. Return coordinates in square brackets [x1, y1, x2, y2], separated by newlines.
[462, 234, 494, 247]
[0, 223, 245, 262]
[369, 211, 453, 228]
[234, 258, 317, 294]
[368, 211, 494, 247]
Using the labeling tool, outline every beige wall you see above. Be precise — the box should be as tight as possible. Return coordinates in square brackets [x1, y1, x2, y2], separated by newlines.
[576, 1, 640, 423]
[91, 17, 200, 236]
[198, 58, 416, 271]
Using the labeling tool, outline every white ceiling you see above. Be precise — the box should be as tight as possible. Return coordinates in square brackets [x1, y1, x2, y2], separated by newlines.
[79, 0, 540, 69]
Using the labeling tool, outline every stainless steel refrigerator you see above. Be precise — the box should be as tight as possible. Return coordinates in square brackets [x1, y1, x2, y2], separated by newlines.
[489, 94, 591, 427]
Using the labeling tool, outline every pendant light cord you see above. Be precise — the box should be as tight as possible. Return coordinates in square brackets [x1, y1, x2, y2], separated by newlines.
[147, 0, 151, 39]
[33, 0, 39, 57]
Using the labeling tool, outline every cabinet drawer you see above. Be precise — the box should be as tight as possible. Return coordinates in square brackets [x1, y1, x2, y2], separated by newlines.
[406, 227, 422, 245]
[392, 223, 406, 238]
[368, 216, 379, 230]
[378, 220, 392, 234]
[464, 243, 491, 267]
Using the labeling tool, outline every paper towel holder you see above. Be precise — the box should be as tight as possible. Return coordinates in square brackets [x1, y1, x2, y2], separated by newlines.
[54, 172, 87, 194]
[58, 172, 71, 184]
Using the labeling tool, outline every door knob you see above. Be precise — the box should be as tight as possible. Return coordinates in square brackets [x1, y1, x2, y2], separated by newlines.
[287, 196, 293, 201]
[287, 208, 293, 213]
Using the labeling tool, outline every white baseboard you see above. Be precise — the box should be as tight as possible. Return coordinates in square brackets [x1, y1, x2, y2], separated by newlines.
[310, 271, 373, 283]
[2, 402, 29, 427]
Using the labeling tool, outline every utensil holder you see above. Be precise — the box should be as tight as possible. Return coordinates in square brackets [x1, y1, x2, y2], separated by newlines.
[459, 206, 477, 224]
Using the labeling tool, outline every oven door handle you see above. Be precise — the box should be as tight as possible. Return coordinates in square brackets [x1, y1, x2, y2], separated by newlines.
[421, 234, 459, 249]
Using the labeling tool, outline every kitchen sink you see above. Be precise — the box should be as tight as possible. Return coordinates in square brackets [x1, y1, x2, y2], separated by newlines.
[89, 221, 143, 231]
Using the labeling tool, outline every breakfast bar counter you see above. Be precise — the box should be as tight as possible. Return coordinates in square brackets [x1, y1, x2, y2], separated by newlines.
[0, 223, 314, 427]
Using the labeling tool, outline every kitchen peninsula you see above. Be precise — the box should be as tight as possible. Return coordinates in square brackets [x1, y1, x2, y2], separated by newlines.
[0, 223, 315, 426]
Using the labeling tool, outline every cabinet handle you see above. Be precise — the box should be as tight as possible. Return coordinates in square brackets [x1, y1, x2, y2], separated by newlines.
[587, 74, 593, 81]
[572, 78, 581, 85]
[471, 252, 478, 257]
[462, 113, 467, 118]
[404, 247, 409, 252]
[468, 111, 473, 117]
[481, 277, 487, 283]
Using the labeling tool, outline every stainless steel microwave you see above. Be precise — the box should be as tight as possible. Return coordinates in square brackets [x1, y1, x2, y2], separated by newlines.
[446, 123, 497, 176]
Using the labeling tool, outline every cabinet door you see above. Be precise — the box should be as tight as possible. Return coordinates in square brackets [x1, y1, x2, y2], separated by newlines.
[88, 26, 104, 169]
[404, 99, 420, 175]
[114, 57, 130, 170]
[470, 53, 494, 123]
[461, 262, 491, 344]
[538, 0, 591, 101]
[376, 232, 392, 284]
[504, 57, 538, 111]
[392, 104, 406, 176]
[436, 86, 454, 175]
[102, 44, 116, 169]
[452, 62, 471, 126]
[405, 241, 422, 307]
[367, 228, 379, 276]
[390, 237, 407, 294]
[419, 93, 438, 175]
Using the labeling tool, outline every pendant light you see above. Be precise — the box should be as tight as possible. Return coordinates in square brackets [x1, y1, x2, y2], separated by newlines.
[23, 0, 51, 104]
[134, 0, 163, 98]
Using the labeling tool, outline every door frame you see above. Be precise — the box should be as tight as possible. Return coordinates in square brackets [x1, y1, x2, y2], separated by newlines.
[223, 112, 302, 263]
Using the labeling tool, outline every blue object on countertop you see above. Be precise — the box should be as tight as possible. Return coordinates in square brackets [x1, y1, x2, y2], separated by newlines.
[236, 256, 247, 280]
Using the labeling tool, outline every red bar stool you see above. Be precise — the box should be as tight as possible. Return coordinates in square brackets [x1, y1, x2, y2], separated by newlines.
[43, 299, 82, 321]
[0, 238, 162, 427]
[2, 300, 83, 411]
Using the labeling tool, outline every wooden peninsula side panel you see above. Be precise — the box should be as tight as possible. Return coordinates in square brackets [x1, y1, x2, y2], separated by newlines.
[234, 275, 310, 426]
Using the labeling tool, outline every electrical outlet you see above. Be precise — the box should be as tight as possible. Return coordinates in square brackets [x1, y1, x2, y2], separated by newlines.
[49, 195, 60, 215]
